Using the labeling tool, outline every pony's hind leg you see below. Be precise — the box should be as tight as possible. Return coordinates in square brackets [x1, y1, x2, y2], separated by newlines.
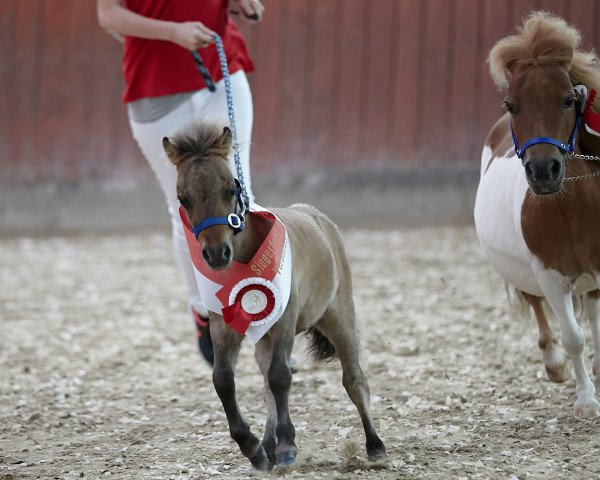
[521, 291, 570, 383]
[584, 290, 600, 388]
[210, 316, 268, 471]
[317, 309, 387, 462]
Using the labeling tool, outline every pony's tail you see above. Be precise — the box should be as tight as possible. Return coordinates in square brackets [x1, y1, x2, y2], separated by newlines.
[506, 283, 531, 321]
[305, 327, 337, 362]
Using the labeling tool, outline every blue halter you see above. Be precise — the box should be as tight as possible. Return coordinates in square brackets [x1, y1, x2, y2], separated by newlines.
[192, 179, 248, 238]
[511, 86, 586, 160]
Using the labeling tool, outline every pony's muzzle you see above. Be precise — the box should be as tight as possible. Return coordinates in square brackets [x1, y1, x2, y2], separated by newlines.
[523, 152, 565, 194]
[201, 242, 233, 270]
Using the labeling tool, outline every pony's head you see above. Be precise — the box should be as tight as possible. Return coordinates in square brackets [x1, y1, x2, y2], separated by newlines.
[163, 123, 241, 270]
[488, 11, 600, 195]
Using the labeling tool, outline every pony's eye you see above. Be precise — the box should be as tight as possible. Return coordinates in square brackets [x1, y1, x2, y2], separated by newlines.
[563, 97, 575, 109]
[504, 101, 517, 115]
[177, 195, 190, 209]
[228, 188, 237, 199]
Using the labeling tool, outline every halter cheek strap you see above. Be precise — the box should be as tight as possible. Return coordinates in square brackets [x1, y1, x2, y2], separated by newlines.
[511, 84, 587, 160]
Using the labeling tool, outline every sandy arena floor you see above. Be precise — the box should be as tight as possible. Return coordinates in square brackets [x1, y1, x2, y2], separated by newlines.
[2, 226, 600, 479]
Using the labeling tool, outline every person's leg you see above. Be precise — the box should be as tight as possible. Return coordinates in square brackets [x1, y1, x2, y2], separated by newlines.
[127, 72, 255, 366]
[129, 100, 214, 364]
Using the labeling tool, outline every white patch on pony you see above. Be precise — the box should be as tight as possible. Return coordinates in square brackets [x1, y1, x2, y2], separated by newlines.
[474, 150, 542, 295]
[479, 145, 492, 178]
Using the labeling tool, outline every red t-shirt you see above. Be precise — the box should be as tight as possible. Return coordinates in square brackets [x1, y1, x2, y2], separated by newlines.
[122, 0, 254, 103]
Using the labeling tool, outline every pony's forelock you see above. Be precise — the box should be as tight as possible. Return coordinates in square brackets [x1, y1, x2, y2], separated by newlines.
[487, 11, 599, 95]
[168, 122, 230, 164]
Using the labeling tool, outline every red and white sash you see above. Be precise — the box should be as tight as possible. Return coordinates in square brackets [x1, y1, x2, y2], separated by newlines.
[180, 204, 292, 344]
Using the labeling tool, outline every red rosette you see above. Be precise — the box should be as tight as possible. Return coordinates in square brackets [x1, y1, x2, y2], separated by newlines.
[222, 279, 280, 335]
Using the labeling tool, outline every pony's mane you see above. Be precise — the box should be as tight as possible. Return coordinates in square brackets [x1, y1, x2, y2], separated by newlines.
[488, 11, 600, 113]
[168, 122, 230, 162]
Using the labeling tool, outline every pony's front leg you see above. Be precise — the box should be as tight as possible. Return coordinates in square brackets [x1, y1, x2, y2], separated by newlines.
[583, 290, 600, 388]
[254, 336, 277, 468]
[520, 291, 569, 382]
[537, 270, 600, 417]
[267, 323, 297, 467]
[210, 316, 269, 470]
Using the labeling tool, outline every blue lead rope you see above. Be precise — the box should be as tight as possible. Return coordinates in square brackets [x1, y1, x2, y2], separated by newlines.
[212, 33, 250, 212]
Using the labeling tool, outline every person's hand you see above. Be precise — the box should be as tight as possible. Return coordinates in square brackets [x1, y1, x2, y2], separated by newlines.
[230, 0, 264, 24]
[170, 21, 215, 50]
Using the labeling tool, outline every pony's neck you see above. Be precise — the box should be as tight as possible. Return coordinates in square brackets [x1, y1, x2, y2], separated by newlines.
[232, 213, 273, 264]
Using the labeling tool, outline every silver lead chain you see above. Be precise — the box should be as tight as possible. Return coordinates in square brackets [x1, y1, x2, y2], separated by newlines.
[569, 152, 600, 162]
[564, 152, 600, 181]
[213, 34, 250, 209]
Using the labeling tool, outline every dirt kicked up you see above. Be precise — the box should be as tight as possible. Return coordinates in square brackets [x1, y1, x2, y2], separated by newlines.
[1, 227, 600, 479]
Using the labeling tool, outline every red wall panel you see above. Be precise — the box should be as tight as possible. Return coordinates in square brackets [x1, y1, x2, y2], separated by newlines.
[1, 0, 597, 182]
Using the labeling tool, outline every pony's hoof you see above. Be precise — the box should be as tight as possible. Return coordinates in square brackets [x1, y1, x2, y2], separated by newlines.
[366, 438, 387, 463]
[275, 450, 297, 468]
[544, 355, 570, 383]
[546, 362, 570, 383]
[249, 446, 269, 471]
[367, 450, 388, 463]
[573, 396, 600, 418]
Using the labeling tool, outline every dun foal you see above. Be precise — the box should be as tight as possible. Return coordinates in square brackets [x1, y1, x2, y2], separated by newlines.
[163, 123, 387, 470]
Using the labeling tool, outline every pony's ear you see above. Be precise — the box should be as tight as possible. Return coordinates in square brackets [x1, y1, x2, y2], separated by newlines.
[219, 127, 233, 149]
[162, 137, 181, 167]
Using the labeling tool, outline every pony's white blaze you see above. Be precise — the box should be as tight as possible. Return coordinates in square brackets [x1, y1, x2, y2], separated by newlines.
[474, 148, 543, 296]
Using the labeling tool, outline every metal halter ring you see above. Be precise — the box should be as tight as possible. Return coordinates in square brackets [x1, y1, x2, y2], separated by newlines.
[228, 213, 243, 229]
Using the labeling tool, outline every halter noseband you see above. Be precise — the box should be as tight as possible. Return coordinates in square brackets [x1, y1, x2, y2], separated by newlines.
[192, 179, 248, 238]
[511, 84, 587, 160]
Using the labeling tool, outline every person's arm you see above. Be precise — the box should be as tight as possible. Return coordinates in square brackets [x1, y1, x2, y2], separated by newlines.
[229, 0, 265, 24]
[97, 0, 215, 50]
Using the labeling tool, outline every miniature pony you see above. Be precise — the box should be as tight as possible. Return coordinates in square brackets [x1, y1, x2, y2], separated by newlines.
[163, 123, 387, 469]
[475, 12, 600, 417]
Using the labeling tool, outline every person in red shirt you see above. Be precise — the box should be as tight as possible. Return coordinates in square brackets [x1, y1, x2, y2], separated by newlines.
[97, 0, 264, 366]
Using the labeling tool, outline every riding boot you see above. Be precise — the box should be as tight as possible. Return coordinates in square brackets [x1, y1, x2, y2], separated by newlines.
[192, 309, 214, 367]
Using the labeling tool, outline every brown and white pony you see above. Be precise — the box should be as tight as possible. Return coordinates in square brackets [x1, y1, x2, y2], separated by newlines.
[163, 123, 387, 470]
[474, 12, 600, 417]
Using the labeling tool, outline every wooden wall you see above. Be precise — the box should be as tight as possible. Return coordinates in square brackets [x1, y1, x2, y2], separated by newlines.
[1, 0, 599, 182]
